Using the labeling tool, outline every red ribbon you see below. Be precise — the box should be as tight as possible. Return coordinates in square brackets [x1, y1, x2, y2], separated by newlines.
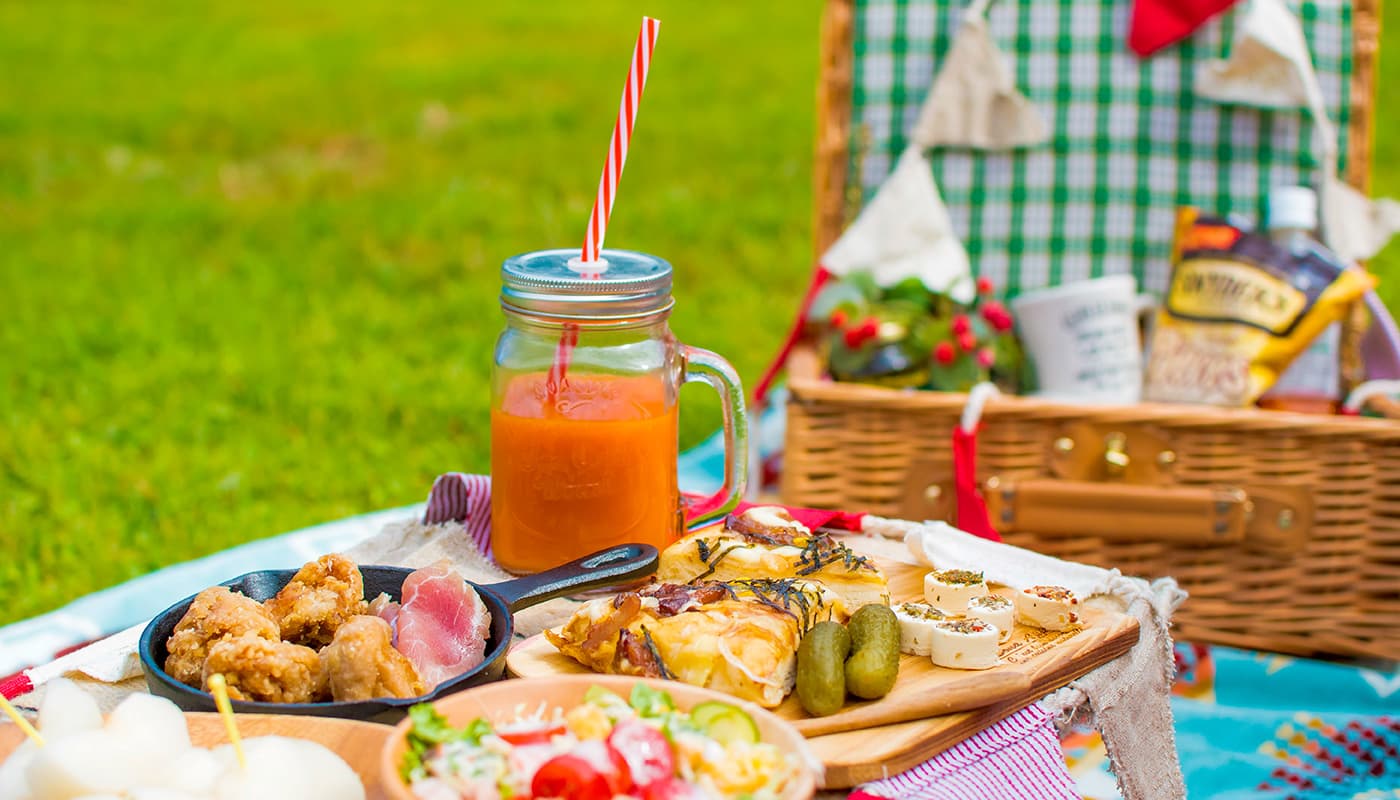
[752, 266, 834, 409]
[953, 423, 1001, 541]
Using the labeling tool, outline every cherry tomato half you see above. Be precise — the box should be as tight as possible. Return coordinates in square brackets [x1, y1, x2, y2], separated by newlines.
[606, 718, 676, 788]
[530, 754, 613, 800]
[498, 721, 567, 747]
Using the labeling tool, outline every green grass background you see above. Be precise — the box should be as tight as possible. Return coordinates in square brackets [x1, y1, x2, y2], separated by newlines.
[0, 2, 1396, 626]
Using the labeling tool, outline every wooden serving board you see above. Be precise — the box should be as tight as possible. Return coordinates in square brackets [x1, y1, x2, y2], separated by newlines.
[0, 712, 393, 799]
[507, 550, 1139, 788]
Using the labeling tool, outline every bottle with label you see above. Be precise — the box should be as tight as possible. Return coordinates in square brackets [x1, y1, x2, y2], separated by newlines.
[1259, 186, 1342, 414]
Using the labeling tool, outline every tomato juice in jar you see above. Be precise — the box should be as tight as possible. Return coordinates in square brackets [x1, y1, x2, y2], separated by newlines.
[490, 249, 747, 575]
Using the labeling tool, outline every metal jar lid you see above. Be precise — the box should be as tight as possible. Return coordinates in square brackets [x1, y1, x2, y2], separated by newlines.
[500, 248, 674, 320]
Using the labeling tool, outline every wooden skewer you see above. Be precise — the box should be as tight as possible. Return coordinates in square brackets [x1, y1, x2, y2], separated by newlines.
[0, 693, 43, 747]
[207, 673, 245, 769]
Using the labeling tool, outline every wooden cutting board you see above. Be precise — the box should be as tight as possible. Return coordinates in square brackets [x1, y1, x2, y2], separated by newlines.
[0, 713, 393, 799]
[507, 550, 1139, 788]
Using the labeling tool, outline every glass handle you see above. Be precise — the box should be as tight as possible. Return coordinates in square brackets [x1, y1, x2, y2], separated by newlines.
[680, 345, 750, 528]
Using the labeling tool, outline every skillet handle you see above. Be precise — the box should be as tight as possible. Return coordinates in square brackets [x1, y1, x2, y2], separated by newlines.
[489, 543, 659, 612]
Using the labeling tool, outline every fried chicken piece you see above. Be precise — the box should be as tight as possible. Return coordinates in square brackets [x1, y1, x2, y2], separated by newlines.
[165, 587, 280, 687]
[321, 615, 425, 702]
[202, 633, 328, 703]
[263, 553, 368, 648]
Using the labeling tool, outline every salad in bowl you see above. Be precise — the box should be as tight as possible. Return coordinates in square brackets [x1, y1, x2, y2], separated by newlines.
[381, 676, 820, 800]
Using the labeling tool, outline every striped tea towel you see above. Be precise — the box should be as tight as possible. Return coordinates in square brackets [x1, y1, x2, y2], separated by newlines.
[851, 704, 1079, 800]
[423, 472, 494, 558]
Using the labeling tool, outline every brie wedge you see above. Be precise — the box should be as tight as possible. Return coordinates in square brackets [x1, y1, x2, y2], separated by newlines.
[929, 618, 1000, 670]
[967, 594, 1015, 642]
[923, 569, 988, 613]
[1015, 585, 1080, 631]
[892, 602, 952, 656]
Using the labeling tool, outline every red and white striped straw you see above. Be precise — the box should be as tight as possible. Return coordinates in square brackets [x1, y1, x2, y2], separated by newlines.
[580, 16, 661, 266]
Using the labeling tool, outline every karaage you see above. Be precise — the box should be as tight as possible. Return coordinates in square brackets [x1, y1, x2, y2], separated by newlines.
[263, 553, 368, 648]
[202, 633, 328, 703]
[165, 586, 280, 686]
[320, 615, 425, 701]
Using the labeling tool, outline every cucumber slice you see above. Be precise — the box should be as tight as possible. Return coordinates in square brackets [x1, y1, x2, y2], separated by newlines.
[689, 700, 760, 745]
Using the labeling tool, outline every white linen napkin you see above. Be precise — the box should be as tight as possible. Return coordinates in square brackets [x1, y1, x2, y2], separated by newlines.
[863, 517, 1188, 800]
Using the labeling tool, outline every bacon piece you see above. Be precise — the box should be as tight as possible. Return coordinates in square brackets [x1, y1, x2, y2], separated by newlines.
[638, 581, 731, 617]
[615, 629, 667, 678]
[724, 509, 807, 546]
[395, 562, 492, 689]
[585, 593, 642, 652]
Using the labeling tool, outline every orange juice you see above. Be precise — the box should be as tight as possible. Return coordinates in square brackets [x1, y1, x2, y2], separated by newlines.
[490, 371, 681, 574]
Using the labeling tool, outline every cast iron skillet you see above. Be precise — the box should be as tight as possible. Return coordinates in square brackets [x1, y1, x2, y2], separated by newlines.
[139, 543, 657, 723]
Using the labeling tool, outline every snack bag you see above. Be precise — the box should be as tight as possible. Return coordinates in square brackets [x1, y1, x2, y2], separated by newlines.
[1144, 208, 1375, 406]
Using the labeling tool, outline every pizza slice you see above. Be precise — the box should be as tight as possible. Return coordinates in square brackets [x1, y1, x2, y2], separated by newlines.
[657, 506, 891, 610]
[545, 579, 840, 708]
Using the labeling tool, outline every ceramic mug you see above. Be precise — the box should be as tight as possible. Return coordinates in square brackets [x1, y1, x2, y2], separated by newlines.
[1010, 275, 1154, 404]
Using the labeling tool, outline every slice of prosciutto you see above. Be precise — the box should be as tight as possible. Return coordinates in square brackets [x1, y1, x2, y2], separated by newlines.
[395, 561, 492, 689]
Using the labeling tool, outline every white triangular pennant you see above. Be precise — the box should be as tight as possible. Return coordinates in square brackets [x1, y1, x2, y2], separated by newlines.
[911, 13, 1048, 150]
[1197, 0, 1400, 262]
[1196, 0, 1321, 110]
[821, 146, 974, 302]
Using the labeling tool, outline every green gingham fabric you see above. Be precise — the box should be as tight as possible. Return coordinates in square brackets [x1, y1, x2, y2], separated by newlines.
[848, 0, 1354, 296]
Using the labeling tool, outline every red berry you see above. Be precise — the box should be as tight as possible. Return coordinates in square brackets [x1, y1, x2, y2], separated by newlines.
[933, 342, 956, 365]
[981, 301, 1014, 332]
[957, 331, 978, 352]
[829, 309, 849, 329]
[977, 276, 995, 295]
[843, 327, 864, 348]
[950, 314, 971, 336]
[976, 348, 996, 368]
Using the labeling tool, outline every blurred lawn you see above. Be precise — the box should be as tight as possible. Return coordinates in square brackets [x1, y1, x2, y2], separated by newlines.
[2, 3, 1398, 627]
[0, 1, 818, 624]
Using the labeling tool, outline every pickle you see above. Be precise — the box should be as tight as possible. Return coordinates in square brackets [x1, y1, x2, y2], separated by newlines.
[844, 604, 901, 700]
[796, 621, 851, 717]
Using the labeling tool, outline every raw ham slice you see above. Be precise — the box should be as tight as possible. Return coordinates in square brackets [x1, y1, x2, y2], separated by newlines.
[395, 561, 492, 689]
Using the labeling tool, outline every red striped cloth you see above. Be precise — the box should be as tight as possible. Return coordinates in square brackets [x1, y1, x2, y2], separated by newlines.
[422, 473, 493, 559]
[851, 704, 1080, 800]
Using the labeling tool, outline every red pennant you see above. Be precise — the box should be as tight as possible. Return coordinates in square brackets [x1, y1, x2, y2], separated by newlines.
[1128, 0, 1240, 56]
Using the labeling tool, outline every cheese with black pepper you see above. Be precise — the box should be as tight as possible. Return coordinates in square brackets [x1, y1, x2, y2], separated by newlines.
[1014, 585, 1080, 631]
[967, 594, 1015, 642]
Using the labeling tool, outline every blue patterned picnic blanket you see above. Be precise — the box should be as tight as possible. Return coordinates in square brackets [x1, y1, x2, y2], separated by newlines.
[1066, 643, 1400, 798]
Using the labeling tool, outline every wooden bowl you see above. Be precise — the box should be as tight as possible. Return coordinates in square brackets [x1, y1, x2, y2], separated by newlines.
[0, 712, 393, 799]
[379, 675, 822, 800]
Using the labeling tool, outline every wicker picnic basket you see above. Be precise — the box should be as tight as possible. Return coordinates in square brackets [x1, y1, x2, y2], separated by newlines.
[782, 0, 1400, 660]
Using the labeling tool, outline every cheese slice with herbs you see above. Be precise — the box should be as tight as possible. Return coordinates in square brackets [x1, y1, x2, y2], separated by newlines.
[923, 568, 988, 614]
[892, 601, 952, 656]
[1014, 585, 1080, 631]
[967, 594, 1014, 642]
[929, 618, 1001, 670]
